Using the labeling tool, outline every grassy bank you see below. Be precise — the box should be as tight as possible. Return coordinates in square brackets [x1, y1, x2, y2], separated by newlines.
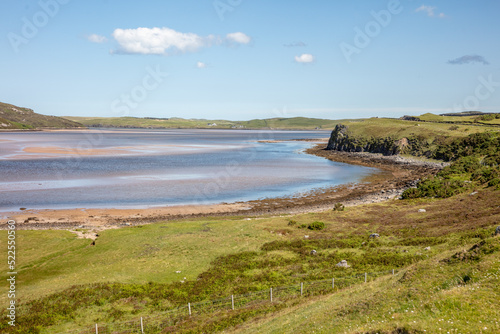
[1, 187, 499, 333]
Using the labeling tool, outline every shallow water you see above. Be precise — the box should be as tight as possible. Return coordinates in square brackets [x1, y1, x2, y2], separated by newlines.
[0, 128, 376, 211]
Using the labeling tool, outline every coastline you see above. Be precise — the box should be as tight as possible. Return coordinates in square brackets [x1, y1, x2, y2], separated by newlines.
[0, 143, 446, 231]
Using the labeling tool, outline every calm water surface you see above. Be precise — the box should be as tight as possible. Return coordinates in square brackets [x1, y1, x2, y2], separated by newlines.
[0, 129, 376, 211]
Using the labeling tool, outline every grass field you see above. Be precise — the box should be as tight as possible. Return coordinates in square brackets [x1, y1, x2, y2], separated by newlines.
[0, 217, 280, 304]
[1, 187, 499, 333]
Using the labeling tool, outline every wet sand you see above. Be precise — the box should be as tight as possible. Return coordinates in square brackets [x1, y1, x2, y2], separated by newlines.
[0, 144, 445, 231]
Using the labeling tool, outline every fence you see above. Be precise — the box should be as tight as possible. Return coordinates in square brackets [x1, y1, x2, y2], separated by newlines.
[65, 269, 397, 334]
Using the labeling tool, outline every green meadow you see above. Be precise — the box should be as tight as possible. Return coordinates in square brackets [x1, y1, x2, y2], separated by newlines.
[1, 187, 499, 333]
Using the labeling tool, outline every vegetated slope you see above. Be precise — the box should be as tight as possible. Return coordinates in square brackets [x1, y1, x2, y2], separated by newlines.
[327, 116, 500, 157]
[0, 102, 82, 129]
[2, 187, 499, 333]
[63, 115, 340, 130]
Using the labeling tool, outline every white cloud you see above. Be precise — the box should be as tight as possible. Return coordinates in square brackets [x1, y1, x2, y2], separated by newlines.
[196, 61, 207, 69]
[226, 32, 251, 45]
[415, 5, 445, 18]
[294, 54, 315, 63]
[112, 27, 210, 55]
[111, 27, 251, 55]
[87, 34, 107, 43]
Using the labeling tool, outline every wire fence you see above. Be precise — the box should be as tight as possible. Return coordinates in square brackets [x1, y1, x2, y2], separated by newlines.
[63, 269, 396, 334]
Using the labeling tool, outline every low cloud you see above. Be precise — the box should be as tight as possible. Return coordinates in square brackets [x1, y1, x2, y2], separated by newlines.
[226, 32, 251, 45]
[87, 34, 107, 43]
[196, 61, 208, 69]
[415, 5, 446, 18]
[447, 55, 490, 65]
[295, 53, 315, 63]
[111, 27, 251, 55]
[284, 41, 306, 47]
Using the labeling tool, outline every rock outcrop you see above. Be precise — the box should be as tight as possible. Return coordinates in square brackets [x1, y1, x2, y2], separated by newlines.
[327, 124, 409, 156]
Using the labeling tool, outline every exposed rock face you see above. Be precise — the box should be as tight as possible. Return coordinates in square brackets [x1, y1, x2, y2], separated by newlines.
[326, 124, 405, 156]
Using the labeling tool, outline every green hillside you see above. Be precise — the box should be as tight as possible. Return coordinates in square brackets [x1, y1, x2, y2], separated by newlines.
[63, 115, 340, 130]
[0, 102, 82, 129]
[2, 189, 499, 333]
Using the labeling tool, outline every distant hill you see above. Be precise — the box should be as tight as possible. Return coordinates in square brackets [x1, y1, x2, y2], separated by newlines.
[0, 102, 82, 130]
[63, 116, 340, 130]
[439, 111, 486, 117]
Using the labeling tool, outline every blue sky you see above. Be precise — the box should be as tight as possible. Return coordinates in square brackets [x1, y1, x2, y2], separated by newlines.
[1, 0, 499, 120]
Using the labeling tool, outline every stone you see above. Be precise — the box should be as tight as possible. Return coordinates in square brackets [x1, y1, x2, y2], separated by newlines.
[418, 209, 426, 213]
[175, 271, 181, 274]
[424, 246, 431, 251]
[495, 226, 500, 236]
[310, 250, 317, 255]
[469, 192, 478, 196]
[336, 260, 350, 268]
[369, 233, 380, 238]
[304, 235, 309, 239]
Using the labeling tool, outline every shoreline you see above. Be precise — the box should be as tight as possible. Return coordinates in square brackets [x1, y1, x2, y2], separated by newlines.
[0, 144, 446, 231]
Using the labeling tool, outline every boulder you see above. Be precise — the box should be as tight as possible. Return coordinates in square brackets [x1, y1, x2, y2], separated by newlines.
[336, 260, 350, 268]
[424, 246, 431, 251]
[310, 250, 317, 255]
[495, 226, 500, 236]
[418, 209, 426, 213]
[369, 233, 380, 238]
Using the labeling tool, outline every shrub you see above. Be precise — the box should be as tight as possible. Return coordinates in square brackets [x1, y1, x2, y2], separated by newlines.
[308, 221, 325, 231]
[333, 203, 345, 211]
[287, 220, 297, 226]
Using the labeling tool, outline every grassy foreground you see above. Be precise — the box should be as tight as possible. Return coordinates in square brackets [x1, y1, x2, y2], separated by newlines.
[1, 187, 499, 333]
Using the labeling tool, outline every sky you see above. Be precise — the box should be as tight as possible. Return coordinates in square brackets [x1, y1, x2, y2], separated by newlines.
[1, 0, 499, 121]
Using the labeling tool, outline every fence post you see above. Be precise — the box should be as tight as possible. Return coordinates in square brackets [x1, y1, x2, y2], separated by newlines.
[392, 269, 395, 275]
[95, 324, 98, 334]
[231, 295, 234, 310]
[188, 302, 191, 316]
[140, 317, 144, 334]
[365, 272, 367, 283]
[300, 282, 303, 296]
[270, 288, 273, 302]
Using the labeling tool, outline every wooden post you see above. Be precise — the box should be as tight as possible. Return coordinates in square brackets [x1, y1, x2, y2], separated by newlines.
[140, 317, 144, 334]
[332, 278, 335, 289]
[95, 324, 98, 334]
[188, 302, 191, 316]
[365, 272, 367, 283]
[231, 295, 234, 310]
[300, 282, 303, 296]
[392, 269, 395, 275]
[270, 288, 273, 302]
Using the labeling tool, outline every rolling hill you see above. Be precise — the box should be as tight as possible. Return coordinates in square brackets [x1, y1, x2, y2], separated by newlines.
[0, 102, 82, 129]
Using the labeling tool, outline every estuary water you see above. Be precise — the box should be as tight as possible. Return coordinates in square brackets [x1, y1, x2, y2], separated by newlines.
[0, 128, 376, 211]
